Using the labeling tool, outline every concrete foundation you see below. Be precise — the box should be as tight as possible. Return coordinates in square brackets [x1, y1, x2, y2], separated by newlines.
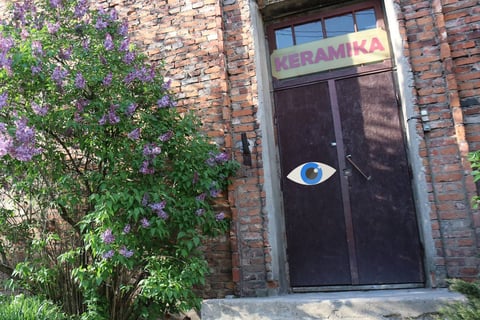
[201, 288, 465, 319]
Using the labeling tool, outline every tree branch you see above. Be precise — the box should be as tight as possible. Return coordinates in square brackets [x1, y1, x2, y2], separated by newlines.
[0, 263, 14, 277]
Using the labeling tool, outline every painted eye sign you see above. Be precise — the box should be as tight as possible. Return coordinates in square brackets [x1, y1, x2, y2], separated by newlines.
[287, 162, 336, 186]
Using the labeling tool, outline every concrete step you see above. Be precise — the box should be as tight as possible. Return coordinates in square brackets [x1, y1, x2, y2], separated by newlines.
[201, 288, 465, 319]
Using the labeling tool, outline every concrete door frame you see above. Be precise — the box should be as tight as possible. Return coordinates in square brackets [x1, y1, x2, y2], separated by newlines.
[250, 0, 436, 294]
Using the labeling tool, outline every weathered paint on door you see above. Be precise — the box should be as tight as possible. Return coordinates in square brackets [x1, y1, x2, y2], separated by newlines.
[275, 71, 424, 288]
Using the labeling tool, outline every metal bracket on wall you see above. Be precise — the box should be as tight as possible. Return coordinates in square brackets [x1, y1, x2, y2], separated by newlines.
[241, 132, 252, 166]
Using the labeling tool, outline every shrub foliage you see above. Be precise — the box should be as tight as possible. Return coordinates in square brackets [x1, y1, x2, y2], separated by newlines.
[0, 0, 238, 319]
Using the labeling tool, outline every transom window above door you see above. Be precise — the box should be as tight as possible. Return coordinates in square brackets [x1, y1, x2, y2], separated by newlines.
[272, 4, 381, 50]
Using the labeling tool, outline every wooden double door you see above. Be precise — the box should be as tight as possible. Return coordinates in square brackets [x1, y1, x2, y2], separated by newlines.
[275, 70, 424, 288]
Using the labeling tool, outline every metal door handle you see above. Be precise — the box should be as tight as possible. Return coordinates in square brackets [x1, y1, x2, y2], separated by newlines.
[346, 154, 371, 181]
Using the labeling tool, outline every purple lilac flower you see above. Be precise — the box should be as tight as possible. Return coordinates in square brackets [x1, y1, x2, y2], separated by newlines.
[119, 246, 134, 258]
[82, 39, 90, 51]
[31, 65, 42, 75]
[150, 201, 168, 220]
[74, 112, 83, 123]
[123, 224, 131, 234]
[13, 145, 42, 161]
[123, 51, 135, 64]
[210, 188, 220, 197]
[125, 103, 137, 116]
[47, 22, 60, 34]
[75, 98, 89, 112]
[124, 71, 136, 84]
[215, 212, 225, 221]
[95, 17, 107, 29]
[140, 217, 150, 228]
[108, 104, 120, 124]
[159, 130, 173, 142]
[0, 92, 7, 110]
[31, 41, 43, 56]
[104, 33, 114, 51]
[31, 102, 48, 116]
[196, 193, 206, 202]
[13, 4, 25, 25]
[206, 156, 216, 167]
[11, 118, 42, 161]
[139, 160, 155, 174]
[157, 95, 170, 108]
[149, 201, 165, 213]
[215, 152, 229, 163]
[141, 193, 150, 206]
[127, 128, 141, 140]
[0, 53, 12, 73]
[118, 19, 129, 36]
[195, 208, 205, 216]
[33, 20, 44, 31]
[74, 0, 88, 18]
[125, 67, 153, 84]
[75, 72, 86, 89]
[0, 131, 13, 157]
[119, 38, 129, 52]
[98, 114, 107, 125]
[0, 36, 14, 52]
[15, 118, 35, 143]
[109, 8, 118, 21]
[49, 0, 62, 8]
[102, 72, 113, 86]
[102, 249, 115, 259]
[140, 68, 151, 81]
[143, 143, 161, 158]
[52, 66, 68, 86]
[107, 112, 118, 124]
[147, 66, 155, 81]
[21, 28, 29, 40]
[101, 229, 115, 244]
[59, 46, 72, 60]
[99, 105, 121, 125]
[192, 171, 199, 185]
[162, 79, 172, 89]
[12, 2, 38, 26]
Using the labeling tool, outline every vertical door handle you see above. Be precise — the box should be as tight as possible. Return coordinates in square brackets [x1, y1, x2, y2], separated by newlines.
[346, 154, 371, 181]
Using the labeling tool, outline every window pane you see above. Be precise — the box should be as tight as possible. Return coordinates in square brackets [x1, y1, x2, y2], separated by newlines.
[275, 27, 294, 49]
[325, 14, 354, 38]
[356, 9, 376, 31]
[294, 21, 324, 45]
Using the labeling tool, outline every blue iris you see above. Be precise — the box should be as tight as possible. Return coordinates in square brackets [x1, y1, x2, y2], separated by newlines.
[300, 162, 323, 185]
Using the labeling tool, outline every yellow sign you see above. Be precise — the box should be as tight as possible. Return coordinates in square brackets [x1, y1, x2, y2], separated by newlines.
[271, 28, 391, 80]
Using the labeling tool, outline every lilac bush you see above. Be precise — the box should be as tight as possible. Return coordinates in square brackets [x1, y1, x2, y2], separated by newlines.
[0, 0, 238, 319]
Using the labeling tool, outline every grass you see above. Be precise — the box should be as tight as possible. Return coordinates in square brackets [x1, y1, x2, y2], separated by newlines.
[0, 294, 74, 320]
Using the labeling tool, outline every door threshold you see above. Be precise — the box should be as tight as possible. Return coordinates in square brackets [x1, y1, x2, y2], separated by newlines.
[292, 283, 424, 293]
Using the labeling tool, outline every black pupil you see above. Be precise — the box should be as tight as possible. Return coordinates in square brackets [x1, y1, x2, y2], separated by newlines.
[306, 167, 318, 180]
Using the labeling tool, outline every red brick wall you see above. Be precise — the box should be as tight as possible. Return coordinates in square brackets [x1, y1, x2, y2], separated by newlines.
[396, 0, 480, 283]
[222, 0, 271, 296]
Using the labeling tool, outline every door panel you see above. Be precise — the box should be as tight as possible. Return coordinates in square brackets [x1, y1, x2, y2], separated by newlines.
[336, 72, 424, 284]
[275, 71, 424, 288]
[275, 82, 351, 286]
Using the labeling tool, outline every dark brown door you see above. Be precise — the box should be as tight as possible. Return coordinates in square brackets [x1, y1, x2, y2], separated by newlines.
[275, 70, 424, 288]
